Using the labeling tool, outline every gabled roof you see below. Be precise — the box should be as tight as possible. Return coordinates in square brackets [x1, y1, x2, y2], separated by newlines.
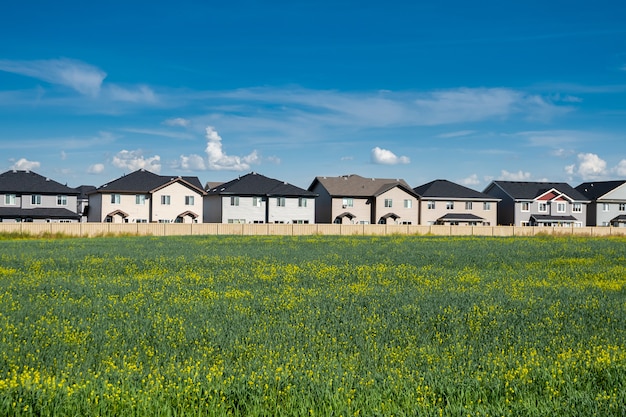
[575, 180, 626, 200]
[484, 181, 589, 201]
[0, 170, 79, 195]
[413, 179, 498, 200]
[437, 213, 485, 221]
[309, 174, 417, 198]
[74, 185, 97, 199]
[207, 172, 317, 197]
[93, 169, 205, 195]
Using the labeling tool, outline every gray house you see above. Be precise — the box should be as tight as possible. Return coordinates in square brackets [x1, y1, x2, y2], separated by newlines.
[0, 170, 81, 222]
[575, 180, 626, 227]
[204, 172, 317, 224]
[413, 179, 499, 226]
[483, 181, 589, 227]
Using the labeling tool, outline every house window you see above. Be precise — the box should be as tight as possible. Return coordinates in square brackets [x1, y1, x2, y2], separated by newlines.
[619, 203, 626, 211]
[538, 203, 548, 212]
[230, 196, 240, 206]
[446, 201, 454, 210]
[227, 219, 245, 224]
[31, 195, 42, 205]
[483, 202, 491, 211]
[161, 195, 171, 205]
[136, 219, 147, 223]
[384, 199, 393, 208]
[5, 194, 16, 205]
[277, 197, 286, 207]
[136, 195, 146, 205]
[111, 194, 121, 204]
[342, 198, 354, 208]
[185, 196, 195, 206]
[293, 220, 310, 224]
[252, 197, 262, 207]
[556, 202, 566, 213]
[521, 202, 530, 212]
[572, 203, 582, 213]
[465, 201, 473, 210]
[603, 203, 610, 212]
[57, 195, 67, 206]
[298, 198, 307, 207]
[427, 201, 435, 210]
[404, 199, 412, 209]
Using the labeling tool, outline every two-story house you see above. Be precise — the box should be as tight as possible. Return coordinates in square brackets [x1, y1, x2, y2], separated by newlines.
[483, 181, 589, 227]
[413, 179, 499, 226]
[87, 169, 206, 223]
[308, 174, 419, 225]
[575, 180, 626, 227]
[0, 170, 81, 222]
[204, 172, 317, 224]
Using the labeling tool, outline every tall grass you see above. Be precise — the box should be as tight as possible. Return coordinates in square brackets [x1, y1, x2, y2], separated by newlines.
[0, 235, 625, 416]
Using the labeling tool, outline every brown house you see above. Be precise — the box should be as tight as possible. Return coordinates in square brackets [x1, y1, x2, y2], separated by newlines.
[308, 174, 420, 225]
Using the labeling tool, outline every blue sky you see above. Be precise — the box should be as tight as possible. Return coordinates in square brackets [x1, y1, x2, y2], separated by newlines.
[1, 0, 625, 190]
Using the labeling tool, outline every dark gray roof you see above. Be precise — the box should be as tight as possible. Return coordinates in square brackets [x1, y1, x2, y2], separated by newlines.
[0, 170, 79, 195]
[208, 172, 317, 197]
[575, 180, 626, 200]
[74, 185, 97, 199]
[0, 207, 81, 220]
[414, 179, 498, 200]
[485, 181, 589, 201]
[610, 215, 626, 223]
[94, 169, 204, 194]
[437, 213, 485, 221]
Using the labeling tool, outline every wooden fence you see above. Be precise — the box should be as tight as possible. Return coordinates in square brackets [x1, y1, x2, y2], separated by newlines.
[1, 223, 625, 237]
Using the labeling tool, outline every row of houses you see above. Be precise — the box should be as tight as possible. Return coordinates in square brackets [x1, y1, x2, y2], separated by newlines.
[1, 169, 626, 227]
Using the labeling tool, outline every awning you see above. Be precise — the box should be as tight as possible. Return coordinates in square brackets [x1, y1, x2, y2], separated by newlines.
[610, 215, 626, 224]
[335, 212, 356, 219]
[530, 214, 578, 222]
[437, 213, 484, 222]
[106, 209, 129, 218]
[177, 211, 199, 219]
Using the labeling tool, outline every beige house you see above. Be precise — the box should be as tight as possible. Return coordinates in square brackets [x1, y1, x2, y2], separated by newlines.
[308, 174, 419, 224]
[87, 169, 206, 223]
[414, 179, 499, 226]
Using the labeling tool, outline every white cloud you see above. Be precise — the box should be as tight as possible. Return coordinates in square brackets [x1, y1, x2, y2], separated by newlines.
[371, 147, 410, 165]
[614, 159, 626, 176]
[569, 153, 608, 180]
[112, 150, 161, 173]
[204, 126, 259, 171]
[176, 126, 260, 171]
[0, 58, 106, 96]
[163, 117, 191, 127]
[10, 158, 41, 171]
[87, 163, 105, 174]
[460, 174, 480, 186]
[178, 154, 206, 171]
[499, 170, 531, 181]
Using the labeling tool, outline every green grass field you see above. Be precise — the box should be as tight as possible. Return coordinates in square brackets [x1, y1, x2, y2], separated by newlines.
[0, 235, 625, 416]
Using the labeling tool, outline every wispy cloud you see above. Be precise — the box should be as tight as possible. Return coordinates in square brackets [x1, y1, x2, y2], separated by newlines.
[87, 163, 105, 174]
[437, 130, 476, 138]
[0, 58, 106, 96]
[371, 147, 410, 165]
[163, 117, 191, 127]
[460, 174, 480, 186]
